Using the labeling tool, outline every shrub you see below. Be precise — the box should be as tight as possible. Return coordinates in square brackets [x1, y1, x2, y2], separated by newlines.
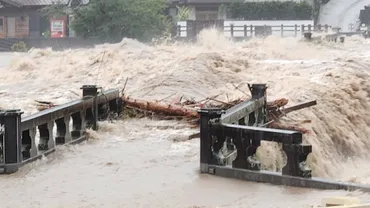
[11, 41, 28, 52]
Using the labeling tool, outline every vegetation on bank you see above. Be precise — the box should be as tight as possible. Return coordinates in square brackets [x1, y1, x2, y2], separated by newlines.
[313, 0, 321, 25]
[229, 0, 313, 20]
[41, 0, 317, 41]
[70, 0, 171, 42]
[11, 41, 28, 52]
[40, 0, 172, 42]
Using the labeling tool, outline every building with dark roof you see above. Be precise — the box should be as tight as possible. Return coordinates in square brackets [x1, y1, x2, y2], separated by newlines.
[0, 0, 88, 38]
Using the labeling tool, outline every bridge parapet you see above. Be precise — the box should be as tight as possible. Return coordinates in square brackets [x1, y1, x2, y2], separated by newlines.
[0, 85, 123, 174]
[198, 83, 370, 192]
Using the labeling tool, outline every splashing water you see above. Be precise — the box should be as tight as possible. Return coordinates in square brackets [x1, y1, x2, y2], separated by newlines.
[0, 29, 370, 207]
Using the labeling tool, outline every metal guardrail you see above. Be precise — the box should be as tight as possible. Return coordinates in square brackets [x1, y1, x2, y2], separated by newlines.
[198, 84, 370, 192]
[0, 85, 123, 174]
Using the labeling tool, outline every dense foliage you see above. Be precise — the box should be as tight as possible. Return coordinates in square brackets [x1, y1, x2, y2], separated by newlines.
[313, 0, 321, 25]
[40, 0, 68, 18]
[321, 0, 330, 4]
[70, 0, 170, 42]
[229, 1, 313, 20]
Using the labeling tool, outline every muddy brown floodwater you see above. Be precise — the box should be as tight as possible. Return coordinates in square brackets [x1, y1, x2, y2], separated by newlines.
[0, 30, 369, 207]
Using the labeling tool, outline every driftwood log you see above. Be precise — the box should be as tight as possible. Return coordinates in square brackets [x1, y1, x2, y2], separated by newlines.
[123, 96, 198, 118]
[35, 100, 57, 111]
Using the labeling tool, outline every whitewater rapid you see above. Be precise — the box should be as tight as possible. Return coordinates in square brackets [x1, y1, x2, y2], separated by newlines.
[0, 30, 369, 207]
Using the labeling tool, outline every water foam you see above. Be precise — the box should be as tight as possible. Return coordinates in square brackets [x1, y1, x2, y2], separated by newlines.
[0, 29, 369, 186]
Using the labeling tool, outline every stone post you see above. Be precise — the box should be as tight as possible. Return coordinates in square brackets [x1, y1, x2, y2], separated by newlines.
[0, 109, 24, 174]
[198, 108, 223, 173]
[81, 85, 99, 130]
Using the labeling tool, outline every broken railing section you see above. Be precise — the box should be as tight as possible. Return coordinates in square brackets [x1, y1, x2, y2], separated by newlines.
[0, 85, 123, 174]
[198, 84, 370, 191]
[303, 32, 345, 43]
[199, 83, 313, 186]
[220, 84, 267, 125]
[199, 109, 312, 178]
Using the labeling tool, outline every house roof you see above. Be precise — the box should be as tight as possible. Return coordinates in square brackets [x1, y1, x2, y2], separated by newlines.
[186, 0, 231, 3]
[170, 0, 234, 4]
[0, 0, 22, 7]
[0, 0, 89, 6]
[20, 0, 89, 6]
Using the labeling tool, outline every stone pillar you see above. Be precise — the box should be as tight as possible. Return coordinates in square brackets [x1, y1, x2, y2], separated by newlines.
[232, 131, 261, 171]
[81, 85, 98, 130]
[0, 109, 24, 174]
[282, 142, 312, 178]
[71, 111, 85, 140]
[81, 85, 98, 98]
[248, 84, 267, 99]
[198, 108, 224, 173]
[248, 84, 268, 124]
[109, 98, 123, 116]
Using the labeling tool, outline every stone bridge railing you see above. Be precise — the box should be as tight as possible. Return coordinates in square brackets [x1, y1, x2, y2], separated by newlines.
[198, 84, 370, 192]
[0, 85, 123, 173]
[2, 83, 370, 192]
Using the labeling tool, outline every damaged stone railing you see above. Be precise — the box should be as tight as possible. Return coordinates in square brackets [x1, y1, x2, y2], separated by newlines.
[0, 85, 123, 174]
[303, 31, 345, 43]
[198, 84, 370, 192]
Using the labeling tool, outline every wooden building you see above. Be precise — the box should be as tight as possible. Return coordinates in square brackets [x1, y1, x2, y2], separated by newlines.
[0, 0, 88, 38]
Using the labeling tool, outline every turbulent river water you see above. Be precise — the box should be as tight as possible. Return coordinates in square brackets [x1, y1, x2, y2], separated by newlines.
[0, 30, 370, 207]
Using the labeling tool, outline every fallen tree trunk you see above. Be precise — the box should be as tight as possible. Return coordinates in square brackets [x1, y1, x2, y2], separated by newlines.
[188, 132, 200, 140]
[35, 100, 57, 111]
[123, 96, 198, 118]
[122, 96, 314, 135]
[269, 100, 317, 120]
[267, 98, 289, 109]
[284, 100, 317, 114]
[268, 121, 311, 134]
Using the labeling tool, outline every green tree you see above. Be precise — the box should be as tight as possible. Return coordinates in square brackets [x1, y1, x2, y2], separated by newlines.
[175, 6, 189, 21]
[40, 0, 68, 18]
[70, 0, 169, 42]
[229, 0, 313, 20]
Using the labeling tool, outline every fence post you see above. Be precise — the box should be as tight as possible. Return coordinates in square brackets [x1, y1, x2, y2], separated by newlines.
[198, 108, 223, 173]
[249, 84, 267, 99]
[230, 24, 234, 37]
[317, 24, 322, 31]
[301, 25, 305, 35]
[249, 83, 268, 124]
[177, 25, 181, 37]
[186, 20, 196, 41]
[282, 143, 312, 178]
[294, 24, 298, 37]
[324, 24, 328, 33]
[1, 109, 24, 174]
[281, 24, 284, 37]
[250, 25, 253, 37]
[244, 25, 247, 37]
[81, 85, 98, 131]
[308, 24, 312, 32]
